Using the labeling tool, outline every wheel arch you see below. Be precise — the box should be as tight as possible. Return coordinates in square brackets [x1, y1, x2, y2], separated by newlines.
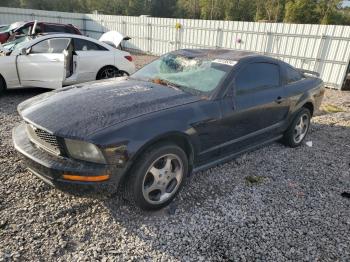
[302, 101, 314, 116]
[129, 132, 196, 174]
[0, 73, 7, 90]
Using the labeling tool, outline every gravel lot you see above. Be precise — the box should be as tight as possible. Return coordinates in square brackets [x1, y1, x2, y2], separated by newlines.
[0, 54, 350, 261]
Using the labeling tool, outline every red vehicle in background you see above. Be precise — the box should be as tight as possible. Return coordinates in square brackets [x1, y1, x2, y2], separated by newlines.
[0, 21, 82, 44]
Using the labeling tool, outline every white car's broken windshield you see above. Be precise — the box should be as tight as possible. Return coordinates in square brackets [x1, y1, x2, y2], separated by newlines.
[131, 54, 235, 95]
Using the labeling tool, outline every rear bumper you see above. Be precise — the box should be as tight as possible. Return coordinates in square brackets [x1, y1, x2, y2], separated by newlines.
[12, 123, 126, 194]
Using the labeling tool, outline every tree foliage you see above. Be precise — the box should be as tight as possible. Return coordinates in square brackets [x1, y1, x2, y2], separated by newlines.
[2, 0, 350, 25]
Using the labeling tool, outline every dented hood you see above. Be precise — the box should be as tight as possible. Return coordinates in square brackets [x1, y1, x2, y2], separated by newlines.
[18, 78, 200, 139]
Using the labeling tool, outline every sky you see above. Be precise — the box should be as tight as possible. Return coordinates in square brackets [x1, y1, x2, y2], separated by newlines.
[343, 0, 350, 7]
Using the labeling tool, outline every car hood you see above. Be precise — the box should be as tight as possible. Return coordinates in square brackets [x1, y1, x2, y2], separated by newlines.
[18, 78, 201, 139]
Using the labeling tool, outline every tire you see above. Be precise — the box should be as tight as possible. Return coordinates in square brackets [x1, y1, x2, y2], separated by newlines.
[283, 108, 311, 148]
[122, 143, 188, 210]
[0, 76, 6, 95]
[96, 66, 128, 80]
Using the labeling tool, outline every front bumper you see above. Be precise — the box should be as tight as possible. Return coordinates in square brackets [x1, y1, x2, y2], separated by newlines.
[12, 123, 126, 194]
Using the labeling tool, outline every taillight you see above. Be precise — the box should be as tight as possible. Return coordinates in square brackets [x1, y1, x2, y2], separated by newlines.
[124, 56, 133, 62]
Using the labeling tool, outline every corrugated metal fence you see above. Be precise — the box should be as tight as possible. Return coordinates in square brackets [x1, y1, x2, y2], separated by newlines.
[1, 7, 350, 89]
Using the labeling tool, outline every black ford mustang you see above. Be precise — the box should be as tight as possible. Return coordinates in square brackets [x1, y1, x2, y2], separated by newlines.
[13, 49, 325, 210]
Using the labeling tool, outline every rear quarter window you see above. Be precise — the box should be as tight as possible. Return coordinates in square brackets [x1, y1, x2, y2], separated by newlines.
[285, 66, 304, 84]
[73, 38, 108, 51]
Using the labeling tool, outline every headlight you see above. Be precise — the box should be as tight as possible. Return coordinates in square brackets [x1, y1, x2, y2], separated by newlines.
[64, 139, 106, 164]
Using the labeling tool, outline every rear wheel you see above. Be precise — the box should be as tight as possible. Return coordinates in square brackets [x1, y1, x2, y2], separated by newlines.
[283, 108, 311, 147]
[122, 143, 188, 210]
[96, 66, 128, 80]
[0, 76, 6, 95]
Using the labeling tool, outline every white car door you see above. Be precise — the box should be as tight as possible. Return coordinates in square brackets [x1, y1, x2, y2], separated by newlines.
[17, 38, 70, 89]
[71, 38, 114, 83]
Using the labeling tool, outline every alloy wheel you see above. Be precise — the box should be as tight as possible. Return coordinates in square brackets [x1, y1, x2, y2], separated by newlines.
[293, 113, 310, 143]
[99, 68, 127, 79]
[142, 154, 184, 205]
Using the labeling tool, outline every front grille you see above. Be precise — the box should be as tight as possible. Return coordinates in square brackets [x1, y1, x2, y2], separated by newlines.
[26, 124, 61, 155]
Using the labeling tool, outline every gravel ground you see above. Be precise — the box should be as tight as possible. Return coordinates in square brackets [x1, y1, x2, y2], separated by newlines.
[0, 54, 350, 261]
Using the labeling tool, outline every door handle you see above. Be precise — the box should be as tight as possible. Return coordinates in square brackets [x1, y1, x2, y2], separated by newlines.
[51, 58, 60, 62]
[275, 96, 285, 104]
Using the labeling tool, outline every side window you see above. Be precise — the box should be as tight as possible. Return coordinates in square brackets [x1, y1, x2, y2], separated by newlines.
[285, 66, 303, 84]
[236, 63, 280, 92]
[31, 38, 70, 54]
[16, 24, 32, 35]
[73, 38, 108, 51]
[44, 24, 67, 33]
[65, 26, 77, 34]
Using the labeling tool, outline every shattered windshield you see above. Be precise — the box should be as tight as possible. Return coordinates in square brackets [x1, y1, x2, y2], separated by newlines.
[1, 36, 31, 54]
[0, 25, 10, 33]
[131, 54, 235, 95]
[9, 22, 24, 32]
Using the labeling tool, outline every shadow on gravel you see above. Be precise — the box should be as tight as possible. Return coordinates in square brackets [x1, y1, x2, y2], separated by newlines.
[1, 87, 47, 97]
[98, 117, 350, 260]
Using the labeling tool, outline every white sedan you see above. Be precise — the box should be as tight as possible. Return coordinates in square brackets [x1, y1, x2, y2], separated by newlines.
[0, 33, 136, 93]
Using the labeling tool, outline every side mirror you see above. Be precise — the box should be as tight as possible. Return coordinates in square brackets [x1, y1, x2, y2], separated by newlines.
[20, 48, 29, 55]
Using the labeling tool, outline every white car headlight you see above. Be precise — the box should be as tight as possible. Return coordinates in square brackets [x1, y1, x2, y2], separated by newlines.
[64, 138, 106, 164]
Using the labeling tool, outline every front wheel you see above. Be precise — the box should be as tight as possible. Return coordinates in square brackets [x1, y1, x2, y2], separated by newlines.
[122, 143, 188, 210]
[283, 108, 311, 147]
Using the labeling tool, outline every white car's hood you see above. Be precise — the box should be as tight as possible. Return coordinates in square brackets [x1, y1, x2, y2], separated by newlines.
[99, 31, 126, 48]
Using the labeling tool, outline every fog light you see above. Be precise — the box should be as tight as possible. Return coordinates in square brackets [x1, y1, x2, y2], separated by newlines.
[63, 172, 110, 182]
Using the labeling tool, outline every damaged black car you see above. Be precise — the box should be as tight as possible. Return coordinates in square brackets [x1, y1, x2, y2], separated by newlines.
[13, 49, 325, 210]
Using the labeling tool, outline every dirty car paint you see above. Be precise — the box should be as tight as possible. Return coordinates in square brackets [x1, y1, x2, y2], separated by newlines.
[18, 78, 201, 139]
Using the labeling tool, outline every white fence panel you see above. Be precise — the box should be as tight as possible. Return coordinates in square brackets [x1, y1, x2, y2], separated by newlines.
[1, 7, 350, 89]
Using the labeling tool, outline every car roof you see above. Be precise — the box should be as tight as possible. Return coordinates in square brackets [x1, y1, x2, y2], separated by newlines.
[170, 48, 263, 61]
[11, 33, 113, 54]
[17, 21, 74, 26]
[20, 33, 100, 44]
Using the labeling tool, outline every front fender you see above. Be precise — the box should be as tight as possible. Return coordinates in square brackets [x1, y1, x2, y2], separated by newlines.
[88, 103, 203, 165]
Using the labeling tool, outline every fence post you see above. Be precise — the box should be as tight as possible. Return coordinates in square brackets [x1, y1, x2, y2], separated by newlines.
[122, 21, 127, 35]
[264, 32, 273, 55]
[82, 18, 87, 36]
[314, 35, 329, 74]
[100, 19, 104, 34]
[215, 28, 223, 49]
[175, 27, 183, 50]
[147, 23, 152, 53]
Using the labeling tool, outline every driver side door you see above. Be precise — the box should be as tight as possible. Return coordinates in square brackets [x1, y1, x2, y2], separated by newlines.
[17, 37, 70, 89]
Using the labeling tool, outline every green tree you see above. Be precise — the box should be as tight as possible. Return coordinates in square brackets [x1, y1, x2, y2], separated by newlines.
[150, 0, 176, 17]
[284, 0, 319, 23]
[176, 0, 201, 19]
[317, 0, 342, 24]
[223, 0, 256, 21]
[255, 0, 285, 22]
[200, 0, 225, 20]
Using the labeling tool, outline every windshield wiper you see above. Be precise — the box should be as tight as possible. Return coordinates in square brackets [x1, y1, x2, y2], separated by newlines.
[152, 78, 183, 91]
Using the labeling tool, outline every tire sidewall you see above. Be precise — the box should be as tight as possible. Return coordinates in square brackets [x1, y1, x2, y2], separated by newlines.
[97, 67, 117, 80]
[0, 77, 5, 95]
[131, 144, 188, 210]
